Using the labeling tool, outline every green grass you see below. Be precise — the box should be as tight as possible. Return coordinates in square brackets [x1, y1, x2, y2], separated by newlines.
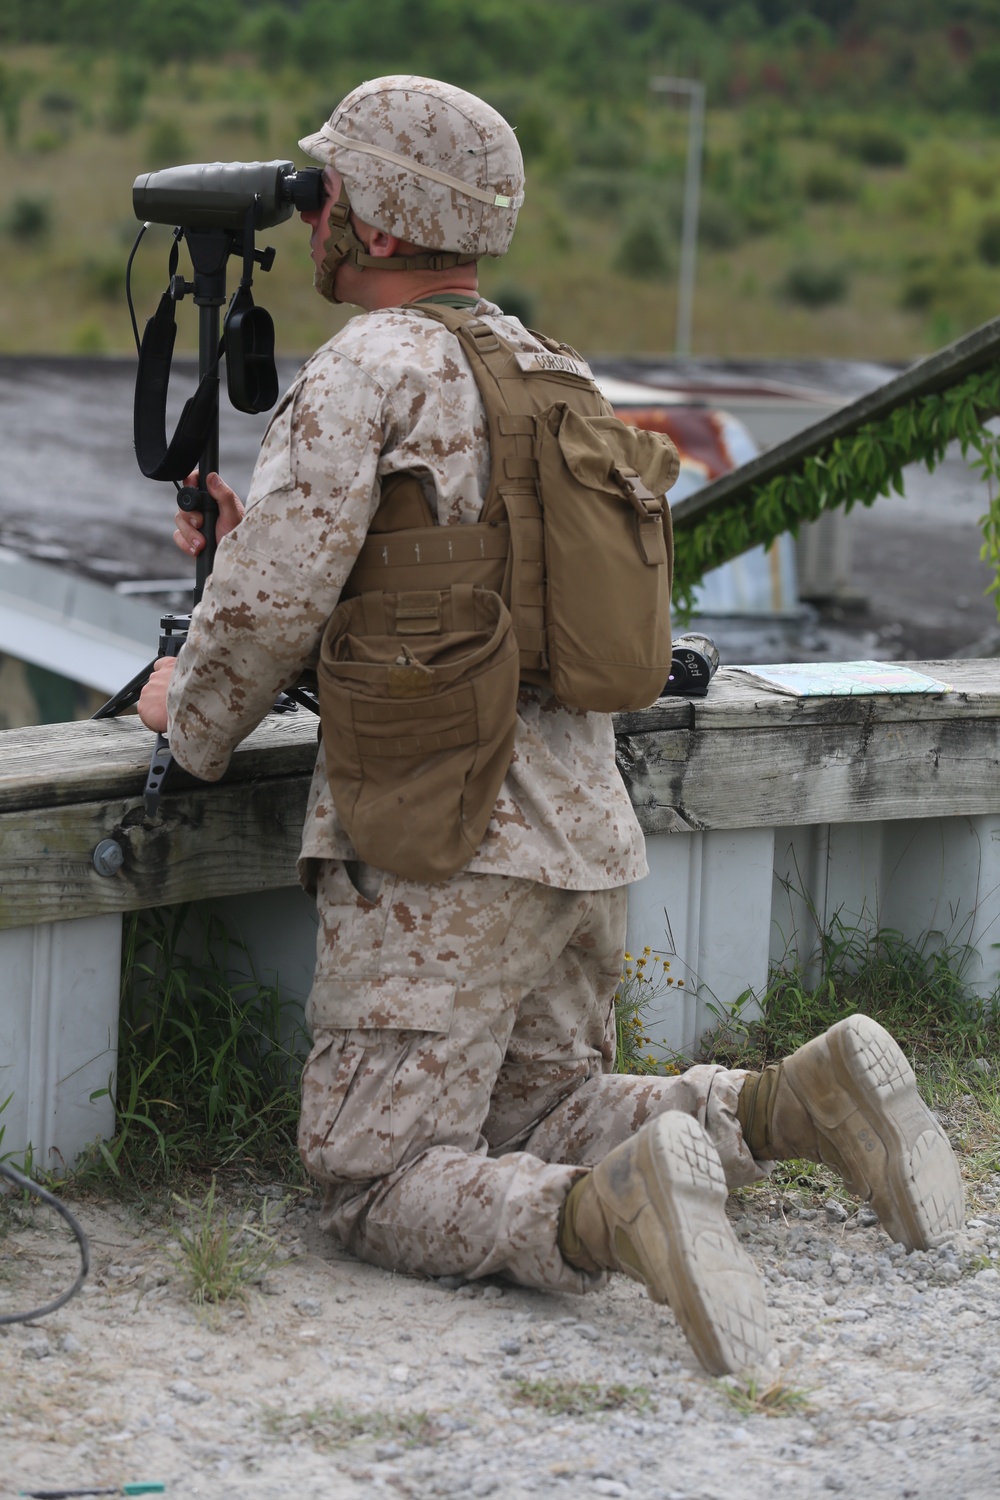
[77, 903, 309, 1192]
[511, 1378, 651, 1417]
[684, 906, 1000, 1214]
[260, 1403, 441, 1450]
[716, 1374, 815, 1418]
[168, 1175, 282, 1304]
[700, 911, 1000, 1073]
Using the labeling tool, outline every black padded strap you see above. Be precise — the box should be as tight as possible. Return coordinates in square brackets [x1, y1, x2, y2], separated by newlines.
[133, 289, 220, 481]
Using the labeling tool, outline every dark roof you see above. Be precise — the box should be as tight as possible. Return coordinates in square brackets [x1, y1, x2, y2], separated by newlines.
[0, 354, 302, 594]
[0, 353, 890, 593]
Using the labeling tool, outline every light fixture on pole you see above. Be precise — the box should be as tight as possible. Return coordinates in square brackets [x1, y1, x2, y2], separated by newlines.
[650, 75, 705, 357]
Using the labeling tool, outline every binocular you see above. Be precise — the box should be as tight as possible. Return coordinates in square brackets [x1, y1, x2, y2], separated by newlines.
[133, 159, 325, 233]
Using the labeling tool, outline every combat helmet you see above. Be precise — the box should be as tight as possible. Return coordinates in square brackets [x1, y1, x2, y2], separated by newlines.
[299, 75, 525, 267]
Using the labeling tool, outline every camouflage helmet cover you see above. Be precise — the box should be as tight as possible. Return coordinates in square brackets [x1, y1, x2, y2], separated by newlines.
[298, 75, 524, 257]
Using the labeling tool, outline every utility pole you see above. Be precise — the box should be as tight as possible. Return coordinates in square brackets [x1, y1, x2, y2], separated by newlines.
[650, 76, 705, 357]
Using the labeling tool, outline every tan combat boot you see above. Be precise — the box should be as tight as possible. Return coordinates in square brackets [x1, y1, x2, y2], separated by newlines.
[559, 1112, 772, 1376]
[736, 1013, 964, 1251]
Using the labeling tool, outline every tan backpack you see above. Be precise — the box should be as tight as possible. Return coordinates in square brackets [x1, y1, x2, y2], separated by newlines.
[317, 305, 680, 880]
[342, 305, 679, 711]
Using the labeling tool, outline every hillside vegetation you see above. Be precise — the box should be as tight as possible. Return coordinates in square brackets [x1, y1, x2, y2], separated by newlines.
[2, 2, 1000, 357]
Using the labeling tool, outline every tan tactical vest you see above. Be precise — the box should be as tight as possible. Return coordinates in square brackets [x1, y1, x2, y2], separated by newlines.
[317, 305, 680, 881]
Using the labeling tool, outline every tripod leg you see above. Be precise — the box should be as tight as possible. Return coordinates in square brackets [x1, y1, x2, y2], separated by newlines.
[92, 658, 159, 719]
[144, 734, 175, 818]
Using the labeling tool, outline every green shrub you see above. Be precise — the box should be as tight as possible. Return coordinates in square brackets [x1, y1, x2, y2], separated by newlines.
[836, 122, 908, 168]
[969, 48, 1000, 117]
[491, 284, 536, 325]
[5, 195, 50, 240]
[39, 90, 79, 114]
[612, 214, 674, 280]
[801, 162, 858, 204]
[615, 948, 682, 1076]
[510, 101, 555, 162]
[899, 272, 938, 312]
[241, 4, 296, 73]
[733, 133, 801, 233]
[82, 257, 123, 303]
[697, 192, 745, 249]
[976, 213, 1000, 268]
[0, 61, 29, 146]
[105, 58, 149, 134]
[775, 13, 831, 48]
[575, 118, 643, 172]
[701, 913, 1000, 1072]
[560, 168, 643, 216]
[145, 117, 190, 169]
[779, 261, 849, 307]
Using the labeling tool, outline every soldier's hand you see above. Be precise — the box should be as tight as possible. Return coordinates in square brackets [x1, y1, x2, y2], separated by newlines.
[137, 655, 177, 733]
[173, 469, 245, 557]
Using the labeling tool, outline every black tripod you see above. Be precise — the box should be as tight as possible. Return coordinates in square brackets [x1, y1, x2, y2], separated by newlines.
[94, 216, 314, 816]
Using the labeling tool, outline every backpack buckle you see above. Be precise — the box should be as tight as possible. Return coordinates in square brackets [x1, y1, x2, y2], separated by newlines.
[612, 467, 668, 566]
[611, 465, 663, 518]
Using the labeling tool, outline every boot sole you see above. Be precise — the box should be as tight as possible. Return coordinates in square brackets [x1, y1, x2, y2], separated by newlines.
[817, 1015, 964, 1250]
[627, 1114, 772, 1376]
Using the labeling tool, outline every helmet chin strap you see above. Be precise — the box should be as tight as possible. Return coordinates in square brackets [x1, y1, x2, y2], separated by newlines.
[315, 183, 476, 304]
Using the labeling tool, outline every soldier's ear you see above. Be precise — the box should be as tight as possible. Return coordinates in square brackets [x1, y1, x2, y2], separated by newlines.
[366, 228, 402, 260]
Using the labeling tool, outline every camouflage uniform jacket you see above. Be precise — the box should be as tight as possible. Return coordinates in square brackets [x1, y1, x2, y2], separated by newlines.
[166, 298, 648, 891]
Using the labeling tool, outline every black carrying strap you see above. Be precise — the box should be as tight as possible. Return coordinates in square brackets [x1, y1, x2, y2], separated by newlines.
[133, 294, 220, 480]
[133, 235, 220, 481]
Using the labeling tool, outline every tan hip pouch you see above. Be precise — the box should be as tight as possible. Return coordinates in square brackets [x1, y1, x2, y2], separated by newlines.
[318, 585, 520, 883]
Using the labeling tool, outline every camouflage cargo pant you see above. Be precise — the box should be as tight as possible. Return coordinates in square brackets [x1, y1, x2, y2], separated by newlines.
[299, 860, 767, 1295]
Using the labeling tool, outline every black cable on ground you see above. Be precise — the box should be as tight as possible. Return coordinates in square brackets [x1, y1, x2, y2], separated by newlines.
[0, 1161, 90, 1323]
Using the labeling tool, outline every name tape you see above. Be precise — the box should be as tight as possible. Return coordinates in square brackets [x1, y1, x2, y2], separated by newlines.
[514, 351, 594, 380]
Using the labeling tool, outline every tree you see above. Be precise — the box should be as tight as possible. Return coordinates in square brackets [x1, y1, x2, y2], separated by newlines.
[969, 47, 1000, 116]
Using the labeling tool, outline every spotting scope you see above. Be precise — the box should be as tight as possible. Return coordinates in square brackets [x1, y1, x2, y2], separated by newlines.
[133, 159, 325, 232]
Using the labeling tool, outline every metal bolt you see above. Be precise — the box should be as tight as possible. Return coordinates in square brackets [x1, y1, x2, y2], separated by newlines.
[93, 839, 125, 878]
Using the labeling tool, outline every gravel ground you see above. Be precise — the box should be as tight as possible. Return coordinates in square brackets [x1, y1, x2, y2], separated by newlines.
[3, 1144, 999, 1500]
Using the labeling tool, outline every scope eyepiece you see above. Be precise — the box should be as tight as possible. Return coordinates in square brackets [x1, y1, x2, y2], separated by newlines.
[279, 167, 325, 214]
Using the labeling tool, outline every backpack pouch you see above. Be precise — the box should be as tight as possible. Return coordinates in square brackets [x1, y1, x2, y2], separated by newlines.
[537, 406, 677, 712]
[318, 585, 519, 882]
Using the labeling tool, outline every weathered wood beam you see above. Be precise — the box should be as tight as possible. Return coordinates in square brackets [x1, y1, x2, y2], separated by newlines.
[2, 662, 999, 928]
[617, 715, 1000, 836]
[0, 714, 316, 928]
[0, 712, 318, 813]
[0, 780, 309, 927]
[670, 313, 1000, 531]
[612, 658, 1000, 734]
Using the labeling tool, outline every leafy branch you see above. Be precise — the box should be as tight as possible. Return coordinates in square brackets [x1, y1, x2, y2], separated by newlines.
[674, 365, 1000, 619]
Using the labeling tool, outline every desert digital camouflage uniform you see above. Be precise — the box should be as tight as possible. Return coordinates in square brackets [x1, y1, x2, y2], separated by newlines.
[167, 301, 765, 1291]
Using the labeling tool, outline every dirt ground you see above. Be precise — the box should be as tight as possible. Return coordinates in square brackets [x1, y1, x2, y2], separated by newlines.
[3, 1120, 999, 1500]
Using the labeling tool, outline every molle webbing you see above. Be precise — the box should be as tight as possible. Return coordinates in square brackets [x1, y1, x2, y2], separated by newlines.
[345, 518, 510, 595]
